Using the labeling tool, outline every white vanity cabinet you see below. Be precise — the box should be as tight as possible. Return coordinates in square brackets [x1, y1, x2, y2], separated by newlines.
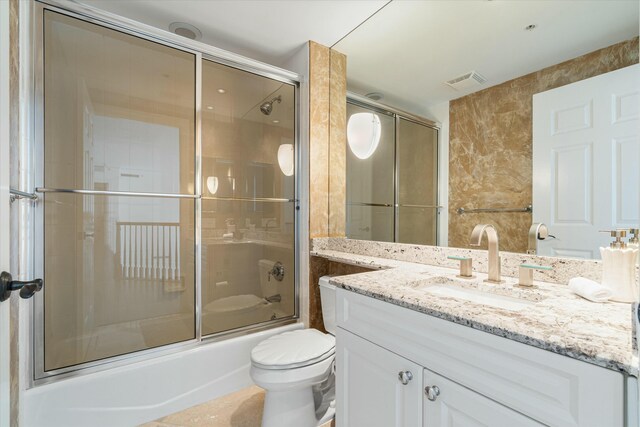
[335, 288, 625, 427]
[336, 329, 422, 426]
[337, 329, 543, 427]
[422, 368, 544, 426]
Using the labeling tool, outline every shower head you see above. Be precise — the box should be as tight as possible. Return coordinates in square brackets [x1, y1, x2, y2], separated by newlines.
[260, 95, 282, 116]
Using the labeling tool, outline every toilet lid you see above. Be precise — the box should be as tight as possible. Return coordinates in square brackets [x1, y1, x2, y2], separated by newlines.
[251, 329, 336, 370]
[205, 294, 266, 314]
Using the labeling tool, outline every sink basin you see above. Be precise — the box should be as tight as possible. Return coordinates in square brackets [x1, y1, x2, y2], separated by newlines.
[414, 276, 535, 311]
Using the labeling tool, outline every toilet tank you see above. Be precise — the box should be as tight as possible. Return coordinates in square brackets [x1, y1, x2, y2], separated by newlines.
[319, 275, 337, 335]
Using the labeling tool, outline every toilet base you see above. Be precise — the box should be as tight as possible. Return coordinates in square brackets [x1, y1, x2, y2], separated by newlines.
[262, 388, 314, 427]
[252, 357, 335, 427]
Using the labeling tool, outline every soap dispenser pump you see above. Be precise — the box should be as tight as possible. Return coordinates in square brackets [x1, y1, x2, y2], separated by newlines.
[628, 228, 640, 249]
[600, 230, 638, 303]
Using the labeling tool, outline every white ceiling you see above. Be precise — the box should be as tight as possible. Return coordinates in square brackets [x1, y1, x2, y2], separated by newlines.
[79, 0, 389, 67]
[333, 1, 639, 115]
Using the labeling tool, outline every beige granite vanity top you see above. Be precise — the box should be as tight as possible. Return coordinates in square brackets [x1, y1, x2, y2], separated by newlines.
[311, 248, 638, 376]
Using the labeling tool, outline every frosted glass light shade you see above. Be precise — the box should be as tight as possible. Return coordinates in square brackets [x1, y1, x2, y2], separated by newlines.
[206, 176, 218, 195]
[347, 112, 381, 159]
[278, 144, 294, 176]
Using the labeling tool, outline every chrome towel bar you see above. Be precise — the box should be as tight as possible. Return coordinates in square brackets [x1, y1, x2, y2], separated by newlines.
[10, 188, 39, 202]
[12, 188, 298, 203]
[36, 188, 199, 199]
[457, 205, 532, 215]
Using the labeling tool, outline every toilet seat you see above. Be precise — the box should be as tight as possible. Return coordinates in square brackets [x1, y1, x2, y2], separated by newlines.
[251, 329, 335, 370]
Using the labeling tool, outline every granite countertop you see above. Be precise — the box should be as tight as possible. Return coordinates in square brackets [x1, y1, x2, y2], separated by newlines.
[312, 248, 638, 376]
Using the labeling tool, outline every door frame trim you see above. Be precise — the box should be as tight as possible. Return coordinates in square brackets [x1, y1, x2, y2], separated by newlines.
[0, 0, 12, 424]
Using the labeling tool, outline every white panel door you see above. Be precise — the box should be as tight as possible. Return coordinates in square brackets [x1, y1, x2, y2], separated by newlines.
[533, 64, 640, 259]
[0, 1, 11, 425]
[423, 368, 544, 427]
[336, 328, 422, 427]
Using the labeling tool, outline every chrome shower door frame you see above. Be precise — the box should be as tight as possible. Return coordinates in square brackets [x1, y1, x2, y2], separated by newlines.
[28, 0, 302, 385]
[346, 93, 441, 245]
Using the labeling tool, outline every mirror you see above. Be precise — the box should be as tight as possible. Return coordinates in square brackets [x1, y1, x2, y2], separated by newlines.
[331, 1, 639, 259]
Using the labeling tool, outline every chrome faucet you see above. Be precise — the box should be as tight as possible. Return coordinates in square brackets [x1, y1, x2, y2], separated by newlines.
[527, 222, 549, 255]
[469, 224, 502, 284]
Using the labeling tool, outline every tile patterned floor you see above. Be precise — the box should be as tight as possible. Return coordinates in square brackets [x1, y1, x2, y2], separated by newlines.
[140, 386, 335, 427]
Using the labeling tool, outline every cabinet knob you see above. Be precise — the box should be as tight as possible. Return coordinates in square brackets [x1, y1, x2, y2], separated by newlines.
[398, 370, 413, 385]
[425, 385, 440, 401]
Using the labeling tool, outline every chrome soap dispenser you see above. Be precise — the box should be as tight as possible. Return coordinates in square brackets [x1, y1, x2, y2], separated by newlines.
[600, 230, 639, 303]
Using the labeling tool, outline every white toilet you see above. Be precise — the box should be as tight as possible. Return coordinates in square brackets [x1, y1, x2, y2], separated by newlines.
[250, 276, 336, 427]
[202, 259, 282, 332]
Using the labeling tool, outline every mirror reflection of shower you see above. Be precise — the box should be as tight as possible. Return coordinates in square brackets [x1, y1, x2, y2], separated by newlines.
[260, 95, 281, 116]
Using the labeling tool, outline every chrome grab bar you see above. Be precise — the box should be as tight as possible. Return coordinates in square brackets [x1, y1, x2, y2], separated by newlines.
[457, 205, 532, 215]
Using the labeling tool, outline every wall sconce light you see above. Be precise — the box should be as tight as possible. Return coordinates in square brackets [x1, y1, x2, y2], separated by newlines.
[278, 144, 294, 176]
[347, 112, 381, 160]
[206, 176, 219, 195]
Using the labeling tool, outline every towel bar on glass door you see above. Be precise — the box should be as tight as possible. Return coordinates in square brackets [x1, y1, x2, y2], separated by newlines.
[348, 202, 443, 209]
[35, 187, 199, 199]
[9, 188, 39, 202]
[456, 205, 532, 215]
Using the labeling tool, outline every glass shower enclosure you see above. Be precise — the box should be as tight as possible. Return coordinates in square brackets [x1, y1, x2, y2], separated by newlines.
[34, 6, 298, 380]
[346, 96, 439, 245]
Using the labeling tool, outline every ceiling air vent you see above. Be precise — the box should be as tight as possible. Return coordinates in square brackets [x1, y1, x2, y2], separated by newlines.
[445, 71, 487, 91]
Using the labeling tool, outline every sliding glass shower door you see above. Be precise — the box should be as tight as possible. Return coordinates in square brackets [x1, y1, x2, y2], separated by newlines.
[42, 10, 197, 372]
[36, 7, 298, 379]
[345, 100, 439, 245]
[200, 61, 296, 335]
[397, 118, 439, 245]
[345, 103, 395, 242]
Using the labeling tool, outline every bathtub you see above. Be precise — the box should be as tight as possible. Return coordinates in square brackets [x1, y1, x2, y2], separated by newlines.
[24, 323, 302, 427]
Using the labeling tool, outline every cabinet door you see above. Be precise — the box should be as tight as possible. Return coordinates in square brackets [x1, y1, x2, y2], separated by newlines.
[337, 328, 422, 427]
[423, 369, 544, 427]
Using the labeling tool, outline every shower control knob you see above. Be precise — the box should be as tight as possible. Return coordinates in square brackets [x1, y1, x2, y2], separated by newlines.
[0, 271, 43, 302]
[398, 370, 413, 385]
[268, 261, 285, 282]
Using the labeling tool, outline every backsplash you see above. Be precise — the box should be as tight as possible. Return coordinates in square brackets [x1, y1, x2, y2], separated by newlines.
[311, 237, 633, 286]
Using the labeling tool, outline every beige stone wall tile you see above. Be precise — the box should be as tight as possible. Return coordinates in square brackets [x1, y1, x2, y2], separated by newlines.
[309, 41, 330, 239]
[309, 256, 373, 332]
[449, 37, 639, 253]
[9, 0, 20, 425]
[329, 49, 347, 237]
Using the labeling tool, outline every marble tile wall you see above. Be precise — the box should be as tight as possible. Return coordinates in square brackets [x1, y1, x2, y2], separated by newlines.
[328, 49, 347, 237]
[308, 42, 348, 328]
[449, 37, 639, 253]
[309, 256, 372, 332]
[309, 42, 347, 239]
[9, 0, 20, 424]
[309, 41, 331, 239]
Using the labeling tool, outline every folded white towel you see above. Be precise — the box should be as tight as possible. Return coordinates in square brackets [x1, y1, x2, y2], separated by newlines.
[568, 277, 612, 303]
